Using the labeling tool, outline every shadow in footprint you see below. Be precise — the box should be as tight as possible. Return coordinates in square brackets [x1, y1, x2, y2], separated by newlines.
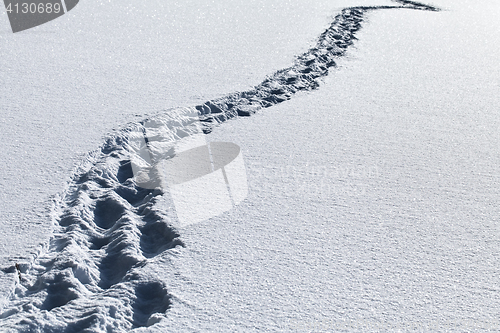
[98, 237, 142, 289]
[140, 221, 183, 258]
[114, 185, 153, 206]
[94, 196, 126, 229]
[40, 273, 78, 311]
[89, 235, 111, 250]
[117, 160, 134, 183]
[132, 282, 170, 327]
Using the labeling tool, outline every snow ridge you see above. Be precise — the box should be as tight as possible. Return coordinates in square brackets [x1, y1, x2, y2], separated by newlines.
[0, 1, 439, 331]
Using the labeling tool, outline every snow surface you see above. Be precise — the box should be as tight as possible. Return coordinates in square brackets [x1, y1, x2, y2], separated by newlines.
[0, 0, 391, 310]
[1, 0, 500, 331]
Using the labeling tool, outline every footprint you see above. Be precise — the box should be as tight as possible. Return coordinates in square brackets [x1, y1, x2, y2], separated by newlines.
[132, 282, 170, 327]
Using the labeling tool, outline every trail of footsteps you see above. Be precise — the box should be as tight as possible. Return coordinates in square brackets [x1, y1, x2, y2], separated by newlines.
[197, 1, 439, 133]
[0, 1, 439, 331]
[0, 128, 185, 331]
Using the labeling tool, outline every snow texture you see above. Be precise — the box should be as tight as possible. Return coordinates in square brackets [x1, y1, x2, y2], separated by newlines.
[196, 1, 439, 132]
[4, 0, 484, 331]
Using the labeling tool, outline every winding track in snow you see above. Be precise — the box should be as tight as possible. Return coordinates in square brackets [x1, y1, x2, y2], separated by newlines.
[0, 1, 439, 331]
[196, 0, 439, 133]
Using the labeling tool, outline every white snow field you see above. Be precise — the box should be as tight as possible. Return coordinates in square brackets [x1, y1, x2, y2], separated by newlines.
[1, 0, 500, 332]
[0, 0, 393, 311]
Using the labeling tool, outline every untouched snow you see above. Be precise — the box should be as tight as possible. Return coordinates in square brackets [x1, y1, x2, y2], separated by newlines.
[1, 0, 500, 331]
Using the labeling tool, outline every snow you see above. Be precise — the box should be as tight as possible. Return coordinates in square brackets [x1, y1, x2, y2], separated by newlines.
[1, 0, 500, 331]
[1, 0, 372, 309]
[158, 5, 500, 331]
